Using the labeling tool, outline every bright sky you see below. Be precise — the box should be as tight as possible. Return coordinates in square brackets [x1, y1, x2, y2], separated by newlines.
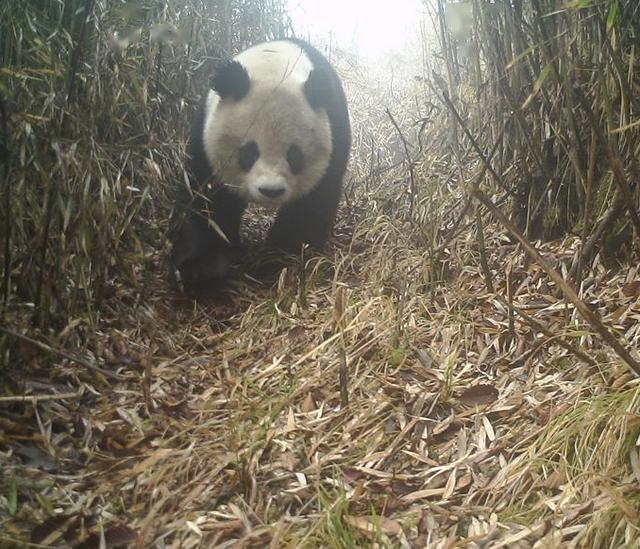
[288, 0, 424, 58]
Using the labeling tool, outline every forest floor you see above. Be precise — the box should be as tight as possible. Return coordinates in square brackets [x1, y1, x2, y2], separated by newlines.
[3, 186, 640, 548]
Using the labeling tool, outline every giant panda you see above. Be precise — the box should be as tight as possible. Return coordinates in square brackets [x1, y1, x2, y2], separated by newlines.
[171, 38, 351, 291]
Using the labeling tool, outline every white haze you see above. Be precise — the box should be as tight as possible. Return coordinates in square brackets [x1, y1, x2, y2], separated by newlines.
[288, 0, 425, 59]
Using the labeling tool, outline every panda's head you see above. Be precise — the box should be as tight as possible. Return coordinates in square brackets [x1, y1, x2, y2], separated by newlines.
[202, 42, 334, 206]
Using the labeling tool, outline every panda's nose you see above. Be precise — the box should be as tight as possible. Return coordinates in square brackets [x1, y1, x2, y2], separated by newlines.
[258, 186, 286, 199]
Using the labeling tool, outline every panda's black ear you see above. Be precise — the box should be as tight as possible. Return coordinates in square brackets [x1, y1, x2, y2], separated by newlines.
[211, 60, 250, 100]
[304, 68, 333, 110]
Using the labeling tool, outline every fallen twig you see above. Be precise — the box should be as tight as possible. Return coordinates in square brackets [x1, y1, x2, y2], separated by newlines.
[497, 295, 597, 367]
[0, 391, 83, 404]
[0, 324, 123, 381]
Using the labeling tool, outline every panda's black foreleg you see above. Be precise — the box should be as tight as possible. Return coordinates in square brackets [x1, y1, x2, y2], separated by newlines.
[171, 187, 246, 291]
[266, 173, 341, 254]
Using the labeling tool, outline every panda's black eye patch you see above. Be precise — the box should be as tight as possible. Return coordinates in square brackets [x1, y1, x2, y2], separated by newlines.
[238, 141, 259, 171]
[287, 144, 304, 174]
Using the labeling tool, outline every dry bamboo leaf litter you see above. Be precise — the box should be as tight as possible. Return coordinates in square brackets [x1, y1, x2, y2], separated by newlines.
[5, 210, 639, 546]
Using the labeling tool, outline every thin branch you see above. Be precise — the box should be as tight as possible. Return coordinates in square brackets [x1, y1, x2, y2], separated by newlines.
[385, 108, 417, 220]
[476, 208, 494, 294]
[435, 87, 516, 198]
[434, 125, 508, 255]
[0, 325, 123, 381]
[66, 0, 96, 106]
[1, 96, 9, 306]
[573, 85, 640, 244]
[0, 391, 83, 404]
[497, 295, 597, 368]
[570, 196, 623, 279]
[572, 127, 598, 282]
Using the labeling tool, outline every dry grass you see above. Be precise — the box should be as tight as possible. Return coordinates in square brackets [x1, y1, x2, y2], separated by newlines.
[3, 186, 640, 547]
[3, 125, 640, 546]
[2, 1, 640, 548]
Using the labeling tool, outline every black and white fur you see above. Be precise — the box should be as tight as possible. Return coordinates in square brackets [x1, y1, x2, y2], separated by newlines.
[171, 39, 351, 291]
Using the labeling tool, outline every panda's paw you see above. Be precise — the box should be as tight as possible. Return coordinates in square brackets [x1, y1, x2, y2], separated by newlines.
[173, 251, 231, 293]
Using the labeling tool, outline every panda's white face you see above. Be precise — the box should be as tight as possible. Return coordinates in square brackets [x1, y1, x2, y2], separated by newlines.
[202, 41, 333, 206]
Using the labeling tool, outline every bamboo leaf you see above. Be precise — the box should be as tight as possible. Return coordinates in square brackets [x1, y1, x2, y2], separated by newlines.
[606, 1, 619, 33]
[506, 46, 535, 70]
[522, 64, 551, 109]
[546, 0, 594, 17]
[562, 0, 595, 8]
[7, 472, 17, 515]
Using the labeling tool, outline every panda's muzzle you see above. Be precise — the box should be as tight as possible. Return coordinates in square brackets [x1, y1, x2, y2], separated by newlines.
[258, 185, 286, 199]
